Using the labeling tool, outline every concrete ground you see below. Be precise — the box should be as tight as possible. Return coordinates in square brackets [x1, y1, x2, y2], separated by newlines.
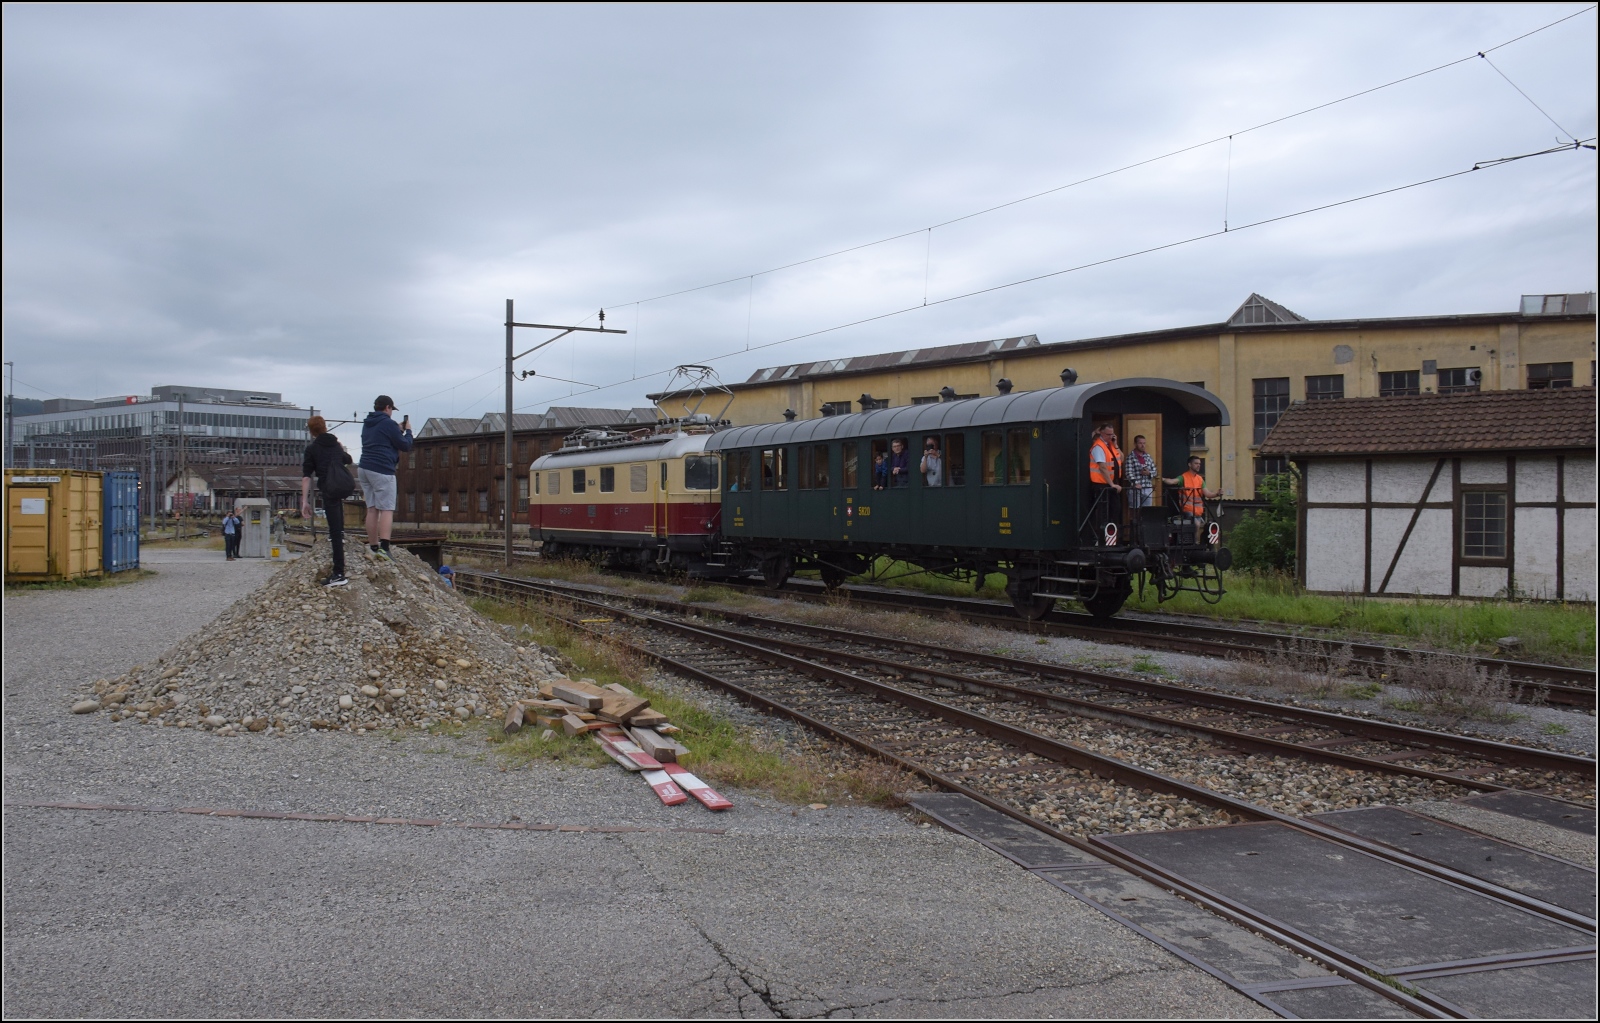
[4, 548, 1271, 1019]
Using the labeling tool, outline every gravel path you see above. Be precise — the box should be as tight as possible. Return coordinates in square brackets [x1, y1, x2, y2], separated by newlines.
[4, 548, 1272, 1019]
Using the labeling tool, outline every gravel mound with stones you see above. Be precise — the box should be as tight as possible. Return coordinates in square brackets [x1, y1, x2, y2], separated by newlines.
[74, 541, 571, 736]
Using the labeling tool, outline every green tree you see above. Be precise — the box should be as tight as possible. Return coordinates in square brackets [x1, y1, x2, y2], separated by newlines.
[1229, 470, 1298, 572]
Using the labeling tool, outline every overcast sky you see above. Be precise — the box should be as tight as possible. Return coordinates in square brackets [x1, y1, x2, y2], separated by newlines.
[4, 3, 1595, 448]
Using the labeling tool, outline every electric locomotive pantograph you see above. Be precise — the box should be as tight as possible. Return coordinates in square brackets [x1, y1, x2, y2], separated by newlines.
[531, 373, 1232, 620]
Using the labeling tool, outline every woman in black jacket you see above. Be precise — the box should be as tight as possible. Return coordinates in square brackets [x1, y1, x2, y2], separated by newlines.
[299, 415, 354, 587]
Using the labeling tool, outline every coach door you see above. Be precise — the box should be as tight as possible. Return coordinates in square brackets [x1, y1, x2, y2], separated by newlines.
[655, 461, 668, 538]
[1123, 413, 1162, 509]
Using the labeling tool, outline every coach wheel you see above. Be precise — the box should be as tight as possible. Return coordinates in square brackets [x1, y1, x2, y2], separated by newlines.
[1082, 579, 1132, 620]
[760, 555, 793, 590]
[819, 564, 850, 591]
[1005, 578, 1055, 621]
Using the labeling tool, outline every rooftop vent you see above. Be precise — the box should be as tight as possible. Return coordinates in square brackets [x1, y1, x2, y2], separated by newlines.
[1060, 368, 1078, 386]
[820, 404, 837, 417]
[782, 408, 796, 422]
[996, 378, 1013, 395]
[939, 386, 956, 402]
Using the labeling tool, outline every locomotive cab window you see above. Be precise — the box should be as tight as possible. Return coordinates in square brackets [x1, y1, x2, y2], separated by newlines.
[599, 466, 616, 493]
[629, 463, 648, 493]
[841, 443, 858, 488]
[728, 451, 753, 492]
[547, 471, 560, 496]
[571, 470, 586, 494]
[685, 455, 720, 491]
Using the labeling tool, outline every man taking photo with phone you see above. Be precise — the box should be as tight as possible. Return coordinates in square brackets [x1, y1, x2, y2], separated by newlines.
[359, 395, 414, 560]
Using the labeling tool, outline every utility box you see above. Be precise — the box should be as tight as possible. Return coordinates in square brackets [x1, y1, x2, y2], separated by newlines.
[102, 471, 141, 574]
[237, 498, 272, 558]
[5, 469, 104, 582]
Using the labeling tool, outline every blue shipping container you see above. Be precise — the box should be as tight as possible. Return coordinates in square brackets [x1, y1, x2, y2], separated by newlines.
[103, 471, 141, 573]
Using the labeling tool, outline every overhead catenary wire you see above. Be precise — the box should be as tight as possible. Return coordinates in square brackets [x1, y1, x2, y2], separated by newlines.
[513, 138, 1595, 413]
[409, 4, 1597, 411]
[1478, 51, 1580, 142]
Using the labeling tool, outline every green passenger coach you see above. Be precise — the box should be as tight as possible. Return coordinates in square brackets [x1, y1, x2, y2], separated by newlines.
[704, 376, 1232, 619]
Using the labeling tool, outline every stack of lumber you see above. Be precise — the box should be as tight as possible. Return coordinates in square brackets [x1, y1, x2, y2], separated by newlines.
[502, 680, 730, 811]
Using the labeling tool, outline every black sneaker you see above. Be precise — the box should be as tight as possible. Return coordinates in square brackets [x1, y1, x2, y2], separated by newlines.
[323, 574, 349, 588]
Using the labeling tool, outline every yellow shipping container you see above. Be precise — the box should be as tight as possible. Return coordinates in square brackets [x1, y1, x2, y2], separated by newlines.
[5, 469, 104, 582]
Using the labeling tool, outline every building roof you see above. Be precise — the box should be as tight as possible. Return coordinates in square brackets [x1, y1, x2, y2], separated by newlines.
[1226, 293, 1307, 326]
[1258, 387, 1597, 457]
[741, 335, 1041, 385]
[705, 379, 1228, 451]
[417, 407, 659, 439]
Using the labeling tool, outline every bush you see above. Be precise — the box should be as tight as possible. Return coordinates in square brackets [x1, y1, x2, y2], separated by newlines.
[1228, 471, 1297, 572]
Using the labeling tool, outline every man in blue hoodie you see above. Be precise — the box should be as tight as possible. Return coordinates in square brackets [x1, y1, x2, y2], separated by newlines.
[359, 395, 414, 560]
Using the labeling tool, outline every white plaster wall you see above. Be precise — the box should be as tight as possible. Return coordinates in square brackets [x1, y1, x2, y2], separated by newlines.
[1460, 457, 1507, 484]
[1513, 507, 1559, 599]
[1305, 460, 1365, 503]
[1459, 565, 1508, 598]
[1563, 507, 1596, 601]
[1565, 456, 1596, 502]
[1370, 458, 1444, 504]
[1516, 456, 1558, 503]
[1305, 507, 1366, 592]
[1381, 509, 1454, 595]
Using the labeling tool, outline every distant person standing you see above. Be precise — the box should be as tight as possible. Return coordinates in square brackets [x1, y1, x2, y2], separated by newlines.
[1125, 435, 1157, 511]
[360, 395, 414, 560]
[221, 508, 241, 560]
[301, 415, 355, 587]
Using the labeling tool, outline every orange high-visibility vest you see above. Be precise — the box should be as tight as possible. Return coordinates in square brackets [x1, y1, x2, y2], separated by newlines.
[1179, 470, 1207, 516]
[1089, 438, 1121, 485]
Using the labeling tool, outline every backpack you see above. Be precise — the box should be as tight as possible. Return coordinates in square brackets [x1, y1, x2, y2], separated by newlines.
[322, 454, 356, 501]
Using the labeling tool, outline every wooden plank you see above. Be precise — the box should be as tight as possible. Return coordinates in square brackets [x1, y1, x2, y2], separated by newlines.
[629, 727, 689, 763]
[662, 764, 732, 810]
[592, 734, 644, 771]
[503, 703, 524, 735]
[604, 682, 637, 696]
[595, 725, 663, 770]
[597, 693, 650, 725]
[630, 708, 670, 730]
[561, 712, 590, 737]
[520, 698, 584, 713]
[551, 684, 603, 710]
[641, 769, 689, 805]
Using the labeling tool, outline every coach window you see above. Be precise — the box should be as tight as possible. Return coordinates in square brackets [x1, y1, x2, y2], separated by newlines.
[841, 443, 858, 488]
[660, 462, 668, 490]
[761, 449, 775, 490]
[630, 463, 649, 493]
[1007, 428, 1032, 485]
[981, 430, 1005, 484]
[728, 451, 753, 492]
[685, 454, 720, 491]
[944, 434, 966, 486]
[775, 447, 788, 490]
[534, 473, 540, 495]
[599, 466, 616, 493]
[571, 469, 586, 494]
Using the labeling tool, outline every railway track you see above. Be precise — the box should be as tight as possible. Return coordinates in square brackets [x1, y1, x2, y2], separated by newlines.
[454, 567, 1596, 1018]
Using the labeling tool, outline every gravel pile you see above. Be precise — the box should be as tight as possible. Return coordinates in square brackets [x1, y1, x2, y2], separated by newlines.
[74, 542, 571, 736]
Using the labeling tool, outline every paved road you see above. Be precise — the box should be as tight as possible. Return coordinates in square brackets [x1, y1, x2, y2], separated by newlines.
[4, 549, 1270, 1018]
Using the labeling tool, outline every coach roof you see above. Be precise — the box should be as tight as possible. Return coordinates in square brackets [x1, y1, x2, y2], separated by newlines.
[704, 378, 1228, 451]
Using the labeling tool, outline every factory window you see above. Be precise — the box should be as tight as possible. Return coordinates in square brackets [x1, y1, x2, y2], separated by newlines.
[1253, 456, 1289, 494]
[685, 455, 721, 491]
[477, 490, 489, 513]
[571, 470, 586, 495]
[1252, 378, 1290, 444]
[728, 451, 753, 492]
[406, 493, 416, 515]
[478, 443, 489, 466]
[630, 463, 649, 493]
[407, 452, 415, 469]
[1305, 374, 1344, 400]
[1379, 370, 1420, 397]
[423, 493, 434, 513]
[517, 441, 528, 463]
[423, 448, 433, 469]
[981, 431, 1005, 485]
[599, 466, 615, 493]
[547, 471, 560, 496]
[458, 446, 469, 466]
[517, 477, 529, 511]
[821, 400, 852, 415]
[1437, 368, 1481, 395]
[1006, 428, 1032, 485]
[1527, 362, 1573, 389]
[1461, 490, 1507, 560]
[840, 443, 858, 489]
[456, 491, 468, 514]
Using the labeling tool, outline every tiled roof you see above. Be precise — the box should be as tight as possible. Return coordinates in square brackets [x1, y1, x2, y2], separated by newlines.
[1258, 387, 1596, 457]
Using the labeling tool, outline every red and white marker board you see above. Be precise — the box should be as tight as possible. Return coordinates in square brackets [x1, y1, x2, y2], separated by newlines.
[595, 725, 662, 770]
[663, 763, 733, 810]
[640, 769, 689, 806]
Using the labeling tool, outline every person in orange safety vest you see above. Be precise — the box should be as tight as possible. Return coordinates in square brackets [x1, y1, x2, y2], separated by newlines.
[1088, 424, 1123, 535]
[1162, 455, 1223, 521]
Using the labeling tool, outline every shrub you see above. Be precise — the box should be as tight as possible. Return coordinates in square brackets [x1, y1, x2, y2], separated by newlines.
[1228, 471, 1297, 572]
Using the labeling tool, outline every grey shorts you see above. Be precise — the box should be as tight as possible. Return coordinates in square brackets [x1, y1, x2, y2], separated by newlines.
[358, 467, 397, 512]
[1127, 487, 1154, 508]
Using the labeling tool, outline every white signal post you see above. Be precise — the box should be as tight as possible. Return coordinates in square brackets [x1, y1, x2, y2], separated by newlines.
[503, 300, 626, 567]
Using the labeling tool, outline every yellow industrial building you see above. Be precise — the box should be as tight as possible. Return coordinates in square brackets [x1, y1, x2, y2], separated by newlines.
[655, 293, 1596, 500]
